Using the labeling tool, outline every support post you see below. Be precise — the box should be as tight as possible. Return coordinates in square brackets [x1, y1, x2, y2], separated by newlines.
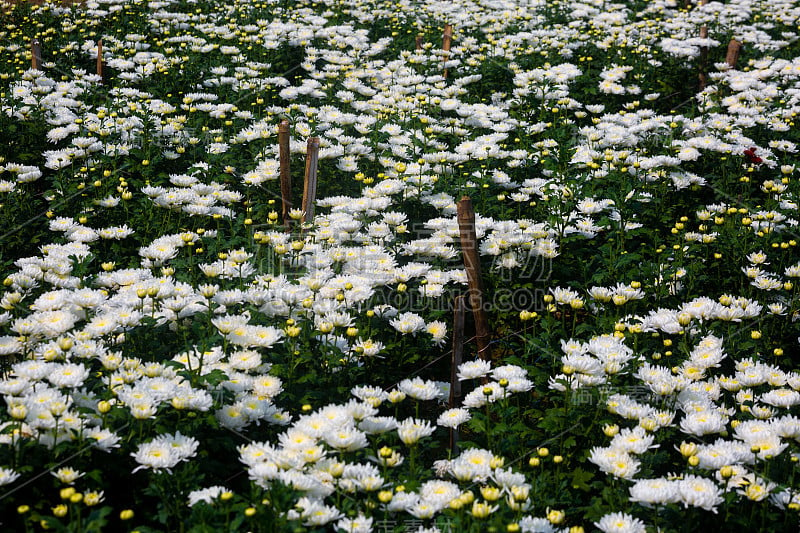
[456, 196, 490, 360]
[449, 295, 466, 454]
[442, 24, 453, 78]
[301, 137, 320, 225]
[31, 39, 41, 71]
[726, 39, 742, 69]
[96, 39, 104, 83]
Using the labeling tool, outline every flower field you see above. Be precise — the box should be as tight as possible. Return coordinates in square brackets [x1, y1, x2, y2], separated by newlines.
[2, 0, 800, 531]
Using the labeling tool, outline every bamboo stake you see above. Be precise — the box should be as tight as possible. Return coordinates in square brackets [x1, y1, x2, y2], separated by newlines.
[442, 24, 453, 79]
[456, 196, 490, 360]
[31, 39, 41, 71]
[96, 39, 104, 83]
[449, 294, 465, 455]
[278, 120, 292, 228]
[449, 294, 465, 408]
[301, 137, 320, 225]
[726, 39, 742, 69]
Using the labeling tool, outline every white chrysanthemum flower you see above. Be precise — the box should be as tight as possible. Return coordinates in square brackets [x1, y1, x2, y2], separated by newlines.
[323, 425, 368, 452]
[678, 475, 723, 512]
[389, 311, 426, 334]
[398, 377, 444, 401]
[595, 512, 647, 533]
[47, 363, 90, 388]
[449, 448, 494, 482]
[0, 467, 21, 486]
[457, 359, 492, 381]
[492, 364, 528, 380]
[588, 446, 640, 479]
[397, 417, 436, 445]
[679, 408, 728, 436]
[335, 514, 373, 533]
[610, 426, 657, 455]
[252, 374, 283, 400]
[131, 441, 182, 473]
[425, 320, 447, 346]
[628, 478, 680, 507]
[437, 407, 471, 429]
[227, 325, 284, 348]
[358, 416, 398, 435]
[188, 485, 228, 507]
[215, 403, 249, 430]
[0, 335, 22, 355]
[761, 388, 800, 408]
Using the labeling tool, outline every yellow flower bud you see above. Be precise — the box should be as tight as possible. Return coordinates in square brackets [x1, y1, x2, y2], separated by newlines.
[680, 441, 698, 457]
[471, 501, 493, 518]
[547, 509, 565, 525]
[480, 486, 501, 501]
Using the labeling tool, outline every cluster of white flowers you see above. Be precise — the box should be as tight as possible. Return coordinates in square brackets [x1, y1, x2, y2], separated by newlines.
[1, 0, 800, 529]
[131, 432, 199, 473]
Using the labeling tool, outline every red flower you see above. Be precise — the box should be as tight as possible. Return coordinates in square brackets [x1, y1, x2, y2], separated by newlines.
[744, 146, 763, 164]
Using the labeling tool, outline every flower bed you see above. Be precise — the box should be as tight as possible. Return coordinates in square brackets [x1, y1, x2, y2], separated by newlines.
[1, 0, 800, 531]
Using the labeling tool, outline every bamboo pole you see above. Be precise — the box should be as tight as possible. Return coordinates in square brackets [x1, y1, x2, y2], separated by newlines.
[442, 24, 453, 79]
[456, 196, 490, 360]
[31, 39, 41, 71]
[301, 137, 320, 225]
[726, 39, 742, 69]
[449, 295, 465, 408]
[449, 294, 465, 455]
[278, 120, 292, 228]
[96, 39, 104, 83]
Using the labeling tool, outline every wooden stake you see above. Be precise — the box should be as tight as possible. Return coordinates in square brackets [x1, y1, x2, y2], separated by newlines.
[31, 39, 41, 71]
[96, 39, 104, 83]
[449, 294, 465, 455]
[449, 294, 465, 408]
[278, 120, 292, 228]
[442, 24, 453, 79]
[456, 196, 490, 360]
[698, 26, 708, 89]
[415, 34, 423, 51]
[301, 137, 320, 225]
[726, 39, 742, 69]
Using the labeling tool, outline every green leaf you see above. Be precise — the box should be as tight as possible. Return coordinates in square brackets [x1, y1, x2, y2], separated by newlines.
[570, 467, 594, 491]
[85, 506, 112, 533]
